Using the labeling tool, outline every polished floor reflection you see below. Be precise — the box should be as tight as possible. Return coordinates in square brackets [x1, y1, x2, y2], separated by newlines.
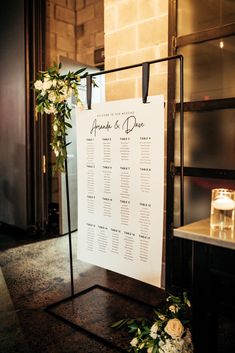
[0, 229, 165, 353]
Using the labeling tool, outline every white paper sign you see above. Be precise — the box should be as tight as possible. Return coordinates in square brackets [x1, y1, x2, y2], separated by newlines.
[76, 96, 164, 287]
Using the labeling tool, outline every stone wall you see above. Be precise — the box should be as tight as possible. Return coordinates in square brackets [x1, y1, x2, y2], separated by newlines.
[46, 0, 76, 66]
[104, 0, 168, 101]
[46, 0, 104, 67]
[76, 0, 104, 66]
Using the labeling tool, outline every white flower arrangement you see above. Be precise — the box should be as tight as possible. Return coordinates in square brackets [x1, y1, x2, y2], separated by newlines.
[33, 63, 95, 172]
[112, 292, 193, 353]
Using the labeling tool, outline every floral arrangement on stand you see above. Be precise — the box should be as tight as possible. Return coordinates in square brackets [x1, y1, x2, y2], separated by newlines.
[112, 292, 193, 353]
[33, 63, 94, 172]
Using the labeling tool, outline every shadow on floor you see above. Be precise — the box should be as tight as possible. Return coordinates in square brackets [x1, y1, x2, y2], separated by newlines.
[0, 222, 61, 251]
[0, 231, 166, 353]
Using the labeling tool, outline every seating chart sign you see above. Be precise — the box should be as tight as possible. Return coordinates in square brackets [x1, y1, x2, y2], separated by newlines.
[77, 96, 164, 286]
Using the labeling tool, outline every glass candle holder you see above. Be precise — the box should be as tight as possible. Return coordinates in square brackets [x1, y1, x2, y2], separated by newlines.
[210, 188, 235, 230]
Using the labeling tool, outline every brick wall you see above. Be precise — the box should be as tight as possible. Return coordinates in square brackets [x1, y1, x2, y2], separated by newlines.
[76, 0, 104, 65]
[104, 0, 168, 287]
[104, 0, 168, 100]
[46, 0, 76, 65]
[46, 0, 104, 67]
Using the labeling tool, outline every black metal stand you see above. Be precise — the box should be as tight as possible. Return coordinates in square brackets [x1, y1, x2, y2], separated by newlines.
[46, 55, 184, 349]
[46, 284, 156, 353]
[64, 154, 74, 296]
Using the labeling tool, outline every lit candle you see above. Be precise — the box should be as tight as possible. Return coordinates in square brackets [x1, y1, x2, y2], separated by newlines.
[213, 197, 234, 211]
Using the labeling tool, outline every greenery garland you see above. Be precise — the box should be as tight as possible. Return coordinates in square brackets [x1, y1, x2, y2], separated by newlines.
[112, 292, 193, 353]
[33, 63, 94, 173]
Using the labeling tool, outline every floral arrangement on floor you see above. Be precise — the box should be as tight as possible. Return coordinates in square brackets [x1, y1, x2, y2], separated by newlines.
[112, 292, 193, 353]
[33, 63, 95, 172]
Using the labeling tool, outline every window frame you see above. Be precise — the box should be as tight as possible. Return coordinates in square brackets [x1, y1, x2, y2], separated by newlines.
[166, 0, 235, 291]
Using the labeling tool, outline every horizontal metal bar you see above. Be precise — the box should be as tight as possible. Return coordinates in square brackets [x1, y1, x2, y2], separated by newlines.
[175, 167, 235, 179]
[46, 309, 127, 353]
[176, 98, 235, 112]
[176, 22, 235, 47]
[86, 55, 183, 78]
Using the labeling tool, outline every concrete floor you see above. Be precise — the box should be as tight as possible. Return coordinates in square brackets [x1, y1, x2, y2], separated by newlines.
[0, 230, 166, 353]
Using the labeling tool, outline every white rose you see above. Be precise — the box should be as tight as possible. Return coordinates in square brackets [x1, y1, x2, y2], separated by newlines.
[130, 337, 138, 347]
[147, 348, 153, 353]
[44, 105, 57, 115]
[169, 305, 178, 313]
[150, 332, 157, 339]
[160, 337, 184, 352]
[44, 107, 50, 114]
[34, 80, 43, 90]
[164, 318, 184, 339]
[58, 80, 64, 87]
[150, 322, 158, 339]
[61, 86, 67, 95]
[52, 79, 57, 87]
[43, 78, 53, 90]
[48, 91, 57, 103]
[59, 94, 67, 102]
[61, 86, 71, 99]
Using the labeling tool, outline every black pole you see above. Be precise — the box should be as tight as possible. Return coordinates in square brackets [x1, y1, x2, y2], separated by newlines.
[64, 146, 75, 296]
[179, 56, 184, 226]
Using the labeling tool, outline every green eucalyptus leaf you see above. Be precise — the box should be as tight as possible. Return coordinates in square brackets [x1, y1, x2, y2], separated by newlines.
[111, 319, 127, 328]
[152, 344, 159, 353]
[74, 67, 87, 75]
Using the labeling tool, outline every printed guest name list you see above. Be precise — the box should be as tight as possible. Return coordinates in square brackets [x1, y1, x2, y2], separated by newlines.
[76, 96, 164, 287]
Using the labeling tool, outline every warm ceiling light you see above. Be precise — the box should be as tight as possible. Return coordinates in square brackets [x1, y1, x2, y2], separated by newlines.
[219, 40, 224, 49]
